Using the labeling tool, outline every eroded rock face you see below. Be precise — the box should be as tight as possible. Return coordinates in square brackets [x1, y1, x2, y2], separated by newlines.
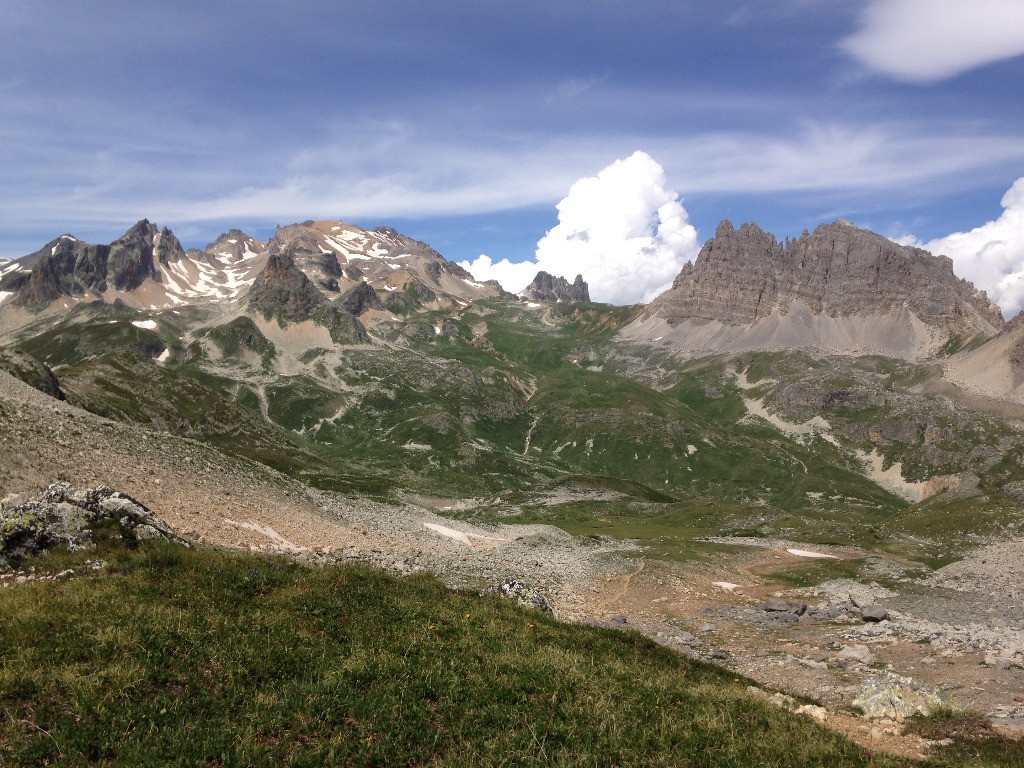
[648, 219, 1003, 341]
[340, 281, 385, 316]
[521, 271, 591, 303]
[247, 249, 327, 325]
[12, 220, 188, 310]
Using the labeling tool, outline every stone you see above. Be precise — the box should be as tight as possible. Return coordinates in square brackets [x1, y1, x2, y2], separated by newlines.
[1, 483, 185, 567]
[0, 493, 28, 509]
[480, 579, 552, 613]
[763, 598, 791, 612]
[607, 615, 628, 627]
[838, 644, 876, 666]
[795, 704, 829, 723]
[853, 673, 950, 721]
[860, 604, 889, 622]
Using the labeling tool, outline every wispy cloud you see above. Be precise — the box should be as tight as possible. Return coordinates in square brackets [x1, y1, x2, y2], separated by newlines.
[841, 0, 1024, 83]
[3, 91, 1021, 241]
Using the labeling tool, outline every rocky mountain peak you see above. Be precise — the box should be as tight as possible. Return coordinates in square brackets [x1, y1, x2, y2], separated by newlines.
[521, 271, 591, 303]
[204, 230, 263, 264]
[638, 218, 1004, 360]
[247, 250, 326, 325]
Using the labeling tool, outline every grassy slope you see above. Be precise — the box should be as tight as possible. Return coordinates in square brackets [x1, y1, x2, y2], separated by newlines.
[0, 535, 1002, 768]
[3, 537, 1022, 767]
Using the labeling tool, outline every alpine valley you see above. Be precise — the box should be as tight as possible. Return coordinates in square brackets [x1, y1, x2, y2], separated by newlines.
[2, 215, 1024, 761]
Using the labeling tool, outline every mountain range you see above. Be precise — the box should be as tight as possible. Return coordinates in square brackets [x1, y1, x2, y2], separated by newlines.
[2, 214, 1023, 511]
[4, 213, 1024, 752]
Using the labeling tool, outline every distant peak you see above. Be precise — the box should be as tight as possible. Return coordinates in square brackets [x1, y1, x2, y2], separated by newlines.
[521, 270, 590, 303]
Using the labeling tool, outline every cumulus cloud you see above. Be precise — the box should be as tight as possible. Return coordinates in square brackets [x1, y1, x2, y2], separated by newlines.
[461, 151, 699, 305]
[841, 0, 1024, 83]
[915, 177, 1024, 317]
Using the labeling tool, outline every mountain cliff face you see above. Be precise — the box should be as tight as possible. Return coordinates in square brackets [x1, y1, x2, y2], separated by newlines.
[626, 220, 1003, 360]
[520, 271, 590, 303]
[5, 221, 194, 311]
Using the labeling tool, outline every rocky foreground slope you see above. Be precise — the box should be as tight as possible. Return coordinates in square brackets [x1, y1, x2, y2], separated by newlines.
[623, 219, 1003, 360]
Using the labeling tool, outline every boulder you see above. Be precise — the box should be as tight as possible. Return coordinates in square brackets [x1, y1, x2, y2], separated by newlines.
[837, 644, 876, 666]
[481, 579, 552, 613]
[853, 672, 951, 721]
[860, 604, 889, 622]
[1, 482, 185, 567]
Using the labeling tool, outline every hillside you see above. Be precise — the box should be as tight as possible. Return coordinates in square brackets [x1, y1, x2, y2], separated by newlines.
[2, 216, 1024, 761]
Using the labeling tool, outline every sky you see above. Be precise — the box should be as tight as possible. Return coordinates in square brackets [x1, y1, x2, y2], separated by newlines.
[2, 1, 1024, 310]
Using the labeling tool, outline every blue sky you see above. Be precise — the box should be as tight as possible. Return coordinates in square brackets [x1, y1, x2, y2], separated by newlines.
[2, 1, 1024, 307]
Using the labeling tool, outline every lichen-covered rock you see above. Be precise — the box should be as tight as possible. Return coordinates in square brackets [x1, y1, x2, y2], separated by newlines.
[481, 579, 552, 613]
[1, 483, 184, 567]
[852, 672, 951, 721]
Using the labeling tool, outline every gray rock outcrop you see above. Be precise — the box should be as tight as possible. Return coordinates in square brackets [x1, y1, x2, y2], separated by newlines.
[481, 579, 553, 613]
[0, 349, 64, 400]
[11, 220, 188, 311]
[340, 281, 385, 316]
[635, 219, 1003, 359]
[653, 219, 1002, 332]
[1, 483, 185, 567]
[521, 271, 590, 303]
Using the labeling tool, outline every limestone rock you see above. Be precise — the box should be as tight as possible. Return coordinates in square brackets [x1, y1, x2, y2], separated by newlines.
[853, 672, 950, 720]
[481, 579, 552, 613]
[521, 271, 590, 303]
[837, 644, 876, 666]
[637, 219, 1003, 359]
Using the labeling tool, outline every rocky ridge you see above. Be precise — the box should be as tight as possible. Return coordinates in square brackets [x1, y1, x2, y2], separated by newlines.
[626, 219, 1003, 360]
[0, 219, 502, 345]
[520, 271, 590, 303]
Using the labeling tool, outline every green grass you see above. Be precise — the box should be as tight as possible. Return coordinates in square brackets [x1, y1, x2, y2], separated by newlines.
[0, 538, 918, 768]
[904, 709, 1024, 767]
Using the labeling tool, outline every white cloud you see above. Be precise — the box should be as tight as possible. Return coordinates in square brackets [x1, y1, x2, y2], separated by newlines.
[841, 0, 1024, 83]
[917, 177, 1024, 317]
[461, 151, 698, 305]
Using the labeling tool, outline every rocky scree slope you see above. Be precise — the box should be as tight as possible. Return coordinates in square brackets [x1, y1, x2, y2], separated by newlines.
[627, 219, 1003, 360]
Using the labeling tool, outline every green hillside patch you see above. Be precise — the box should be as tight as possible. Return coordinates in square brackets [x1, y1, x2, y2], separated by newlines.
[0, 539, 921, 768]
[197, 316, 277, 366]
